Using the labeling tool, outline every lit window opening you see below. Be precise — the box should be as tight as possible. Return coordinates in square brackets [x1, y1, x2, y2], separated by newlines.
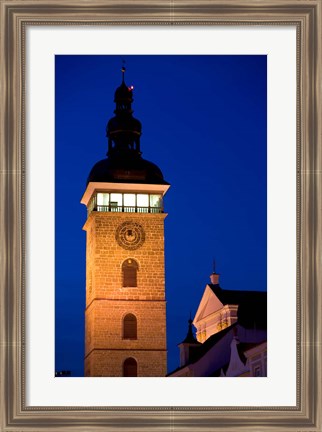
[89, 192, 163, 215]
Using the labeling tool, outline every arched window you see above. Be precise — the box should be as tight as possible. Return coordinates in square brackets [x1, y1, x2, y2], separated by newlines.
[123, 313, 137, 339]
[122, 259, 138, 287]
[123, 357, 137, 377]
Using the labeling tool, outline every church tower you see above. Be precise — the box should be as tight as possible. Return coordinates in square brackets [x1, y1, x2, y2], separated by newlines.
[81, 68, 169, 377]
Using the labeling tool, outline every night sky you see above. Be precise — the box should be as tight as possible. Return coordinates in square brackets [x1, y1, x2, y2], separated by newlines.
[55, 55, 267, 377]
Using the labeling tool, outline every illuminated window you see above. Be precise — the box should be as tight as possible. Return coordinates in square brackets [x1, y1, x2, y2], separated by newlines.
[91, 192, 164, 214]
[110, 193, 122, 207]
[97, 193, 109, 206]
[123, 357, 137, 377]
[122, 259, 138, 287]
[137, 194, 149, 207]
[150, 194, 162, 208]
[123, 314, 137, 339]
[123, 193, 136, 207]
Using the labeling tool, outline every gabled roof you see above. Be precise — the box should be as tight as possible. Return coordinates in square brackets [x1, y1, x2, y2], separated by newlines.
[194, 284, 267, 330]
[193, 284, 224, 324]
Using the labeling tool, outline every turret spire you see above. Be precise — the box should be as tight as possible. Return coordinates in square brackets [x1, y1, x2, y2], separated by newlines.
[181, 316, 199, 344]
[106, 67, 142, 157]
[86, 67, 168, 186]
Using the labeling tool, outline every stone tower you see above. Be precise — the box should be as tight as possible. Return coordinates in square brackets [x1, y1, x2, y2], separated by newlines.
[81, 68, 169, 377]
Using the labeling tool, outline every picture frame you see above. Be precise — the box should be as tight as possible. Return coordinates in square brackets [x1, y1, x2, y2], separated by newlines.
[0, 0, 321, 431]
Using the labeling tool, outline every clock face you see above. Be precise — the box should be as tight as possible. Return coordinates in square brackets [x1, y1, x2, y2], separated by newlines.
[115, 221, 145, 250]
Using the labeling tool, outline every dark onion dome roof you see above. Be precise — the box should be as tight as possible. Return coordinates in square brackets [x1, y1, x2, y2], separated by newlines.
[87, 155, 169, 185]
[107, 115, 141, 136]
[114, 81, 133, 103]
[87, 68, 169, 186]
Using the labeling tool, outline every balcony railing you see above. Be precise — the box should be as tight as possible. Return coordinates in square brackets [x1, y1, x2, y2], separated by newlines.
[88, 204, 163, 216]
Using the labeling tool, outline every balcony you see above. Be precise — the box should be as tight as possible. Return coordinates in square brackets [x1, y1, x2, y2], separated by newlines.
[87, 192, 164, 216]
[94, 205, 162, 214]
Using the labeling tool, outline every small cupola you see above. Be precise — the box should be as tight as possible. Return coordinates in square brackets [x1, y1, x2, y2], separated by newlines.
[210, 260, 220, 285]
[106, 66, 142, 157]
[113, 66, 134, 113]
[210, 272, 220, 285]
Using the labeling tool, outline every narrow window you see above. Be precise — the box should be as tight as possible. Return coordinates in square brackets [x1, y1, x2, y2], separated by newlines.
[123, 357, 137, 377]
[122, 259, 138, 287]
[123, 313, 137, 339]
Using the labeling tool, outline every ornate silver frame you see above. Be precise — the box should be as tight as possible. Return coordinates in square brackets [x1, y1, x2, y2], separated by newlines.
[0, 1, 321, 431]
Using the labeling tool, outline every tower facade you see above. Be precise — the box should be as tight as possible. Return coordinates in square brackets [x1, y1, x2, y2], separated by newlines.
[81, 69, 169, 377]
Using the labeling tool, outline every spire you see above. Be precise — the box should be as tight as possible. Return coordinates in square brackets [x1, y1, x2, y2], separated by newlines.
[181, 317, 199, 344]
[113, 68, 134, 113]
[106, 67, 142, 157]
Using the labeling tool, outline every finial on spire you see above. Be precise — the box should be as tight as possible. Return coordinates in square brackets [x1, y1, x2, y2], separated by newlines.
[121, 64, 126, 83]
[212, 259, 216, 274]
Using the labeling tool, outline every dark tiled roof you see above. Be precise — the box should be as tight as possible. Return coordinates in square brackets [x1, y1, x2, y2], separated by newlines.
[166, 325, 235, 376]
[210, 363, 229, 377]
[208, 284, 266, 305]
[190, 323, 235, 363]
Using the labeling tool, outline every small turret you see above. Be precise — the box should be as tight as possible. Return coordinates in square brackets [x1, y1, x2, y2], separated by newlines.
[178, 316, 201, 367]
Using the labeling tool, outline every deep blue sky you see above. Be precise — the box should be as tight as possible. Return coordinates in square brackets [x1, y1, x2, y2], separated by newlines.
[55, 55, 267, 377]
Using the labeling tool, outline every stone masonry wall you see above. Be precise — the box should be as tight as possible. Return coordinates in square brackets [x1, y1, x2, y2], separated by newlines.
[85, 299, 166, 354]
[85, 350, 167, 377]
[83, 211, 167, 376]
[84, 212, 167, 304]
